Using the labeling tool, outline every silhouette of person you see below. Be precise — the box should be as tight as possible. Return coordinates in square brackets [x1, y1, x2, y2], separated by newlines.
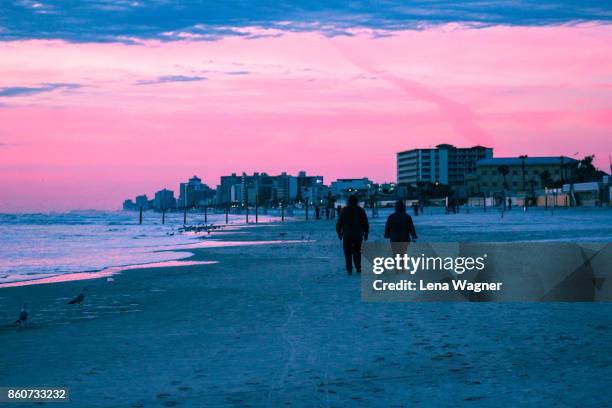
[336, 195, 369, 275]
[315, 206, 321, 220]
[325, 206, 330, 219]
[384, 200, 417, 259]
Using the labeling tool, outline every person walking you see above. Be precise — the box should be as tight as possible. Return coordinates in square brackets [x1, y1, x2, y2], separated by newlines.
[384, 200, 417, 258]
[315, 206, 321, 220]
[336, 195, 369, 275]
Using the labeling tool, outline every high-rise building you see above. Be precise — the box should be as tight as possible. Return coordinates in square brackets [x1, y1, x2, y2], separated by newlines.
[397, 144, 493, 187]
[179, 175, 214, 208]
[215, 171, 321, 204]
[272, 172, 298, 202]
[135, 194, 149, 209]
[240, 172, 276, 204]
[153, 189, 176, 211]
[296, 171, 323, 191]
[216, 173, 242, 204]
[122, 199, 136, 211]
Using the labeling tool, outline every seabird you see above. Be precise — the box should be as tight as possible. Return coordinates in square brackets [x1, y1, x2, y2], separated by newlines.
[68, 287, 87, 307]
[15, 302, 28, 327]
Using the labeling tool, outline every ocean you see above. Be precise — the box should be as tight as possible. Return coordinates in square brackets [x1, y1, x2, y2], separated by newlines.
[0, 210, 248, 286]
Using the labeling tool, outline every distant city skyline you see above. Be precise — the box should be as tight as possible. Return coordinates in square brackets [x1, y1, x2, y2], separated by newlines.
[1, 2, 611, 212]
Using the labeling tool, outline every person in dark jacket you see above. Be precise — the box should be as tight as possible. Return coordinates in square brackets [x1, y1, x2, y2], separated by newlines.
[336, 195, 369, 275]
[384, 200, 418, 257]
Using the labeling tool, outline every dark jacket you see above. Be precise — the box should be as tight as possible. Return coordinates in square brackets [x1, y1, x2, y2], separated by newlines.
[336, 204, 369, 240]
[384, 212, 417, 242]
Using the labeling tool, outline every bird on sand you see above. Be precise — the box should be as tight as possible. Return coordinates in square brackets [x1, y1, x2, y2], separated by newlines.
[15, 302, 28, 327]
[68, 287, 87, 307]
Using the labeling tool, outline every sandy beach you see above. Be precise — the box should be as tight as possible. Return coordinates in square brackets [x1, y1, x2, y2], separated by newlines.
[2, 209, 612, 407]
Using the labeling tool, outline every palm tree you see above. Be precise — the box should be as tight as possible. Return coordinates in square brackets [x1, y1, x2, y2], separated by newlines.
[539, 170, 552, 188]
[497, 165, 510, 209]
[519, 155, 528, 190]
[497, 165, 510, 190]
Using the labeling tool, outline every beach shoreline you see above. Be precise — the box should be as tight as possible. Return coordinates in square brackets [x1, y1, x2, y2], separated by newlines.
[2, 210, 612, 407]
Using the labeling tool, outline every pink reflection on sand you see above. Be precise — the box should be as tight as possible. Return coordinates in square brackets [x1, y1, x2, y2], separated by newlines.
[0, 260, 217, 288]
[183, 239, 308, 249]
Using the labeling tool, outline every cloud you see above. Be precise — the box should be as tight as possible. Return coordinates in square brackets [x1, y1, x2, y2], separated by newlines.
[134, 75, 207, 85]
[0, 83, 81, 97]
[224, 71, 250, 76]
[1, 1, 611, 43]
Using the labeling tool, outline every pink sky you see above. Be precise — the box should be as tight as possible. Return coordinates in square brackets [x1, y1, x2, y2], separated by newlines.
[0, 23, 611, 211]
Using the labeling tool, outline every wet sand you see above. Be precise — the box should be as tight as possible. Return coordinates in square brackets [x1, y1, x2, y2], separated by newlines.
[1, 209, 612, 407]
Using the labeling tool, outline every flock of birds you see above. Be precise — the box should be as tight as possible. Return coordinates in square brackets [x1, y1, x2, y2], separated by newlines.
[14, 287, 87, 328]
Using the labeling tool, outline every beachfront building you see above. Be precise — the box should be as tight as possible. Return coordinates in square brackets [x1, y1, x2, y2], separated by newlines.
[296, 171, 324, 191]
[153, 189, 176, 211]
[179, 175, 215, 208]
[300, 184, 329, 205]
[240, 172, 275, 204]
[330, 178, 374, 202]
[397, 144, 493, 187]
[562, 175, 611, 207]
[215, 171, 320, 205]
[272, 172, 299, 202]
[135, 194, 149, 210]
[122, 199, 136, 211]
[215, 173, 242, 205]
[473, 156, 579, 195]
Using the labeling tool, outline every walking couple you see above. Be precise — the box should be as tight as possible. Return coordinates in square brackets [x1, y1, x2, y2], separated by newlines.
[336, 196, 417, 275]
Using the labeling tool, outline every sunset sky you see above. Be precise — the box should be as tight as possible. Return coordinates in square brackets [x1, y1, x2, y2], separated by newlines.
[1, 1, 611, 211]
